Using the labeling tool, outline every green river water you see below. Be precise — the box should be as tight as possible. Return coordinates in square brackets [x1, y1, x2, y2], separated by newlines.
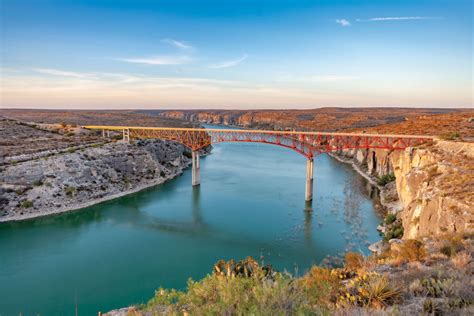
[0, 129, 383, 315]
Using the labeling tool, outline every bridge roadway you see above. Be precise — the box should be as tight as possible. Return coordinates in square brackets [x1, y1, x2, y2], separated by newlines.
[83, 125, 434, 202]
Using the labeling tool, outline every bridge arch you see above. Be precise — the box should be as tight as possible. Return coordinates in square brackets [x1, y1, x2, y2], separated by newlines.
[83, 125, 432, 202]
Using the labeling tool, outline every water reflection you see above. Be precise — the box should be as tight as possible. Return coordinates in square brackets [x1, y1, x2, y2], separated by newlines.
[192, 186, 203, 226]
[0, 142, 383, 315]
[303, 206, 313, 245]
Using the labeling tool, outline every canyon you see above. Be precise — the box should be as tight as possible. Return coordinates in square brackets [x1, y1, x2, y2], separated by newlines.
[152, 108, 474, 241]
[0, 118, 208, 222]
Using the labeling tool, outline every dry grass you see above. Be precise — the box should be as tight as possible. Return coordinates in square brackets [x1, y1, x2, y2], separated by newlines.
[451, 251, 471, 269]
[345, 252, 377, 273]
[381, 239, 427, 266]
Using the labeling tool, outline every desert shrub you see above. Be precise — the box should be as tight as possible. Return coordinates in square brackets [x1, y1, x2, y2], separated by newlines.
[377, 173, 396, 186]
[423, 298, 442, 314]
[21, 200, 33, 208]
[451, 251, 471, 268]
[32, 179, 43, 186]
[383, 220, 404, 241]
[65, 132, 75, 137]
[439, 234, 465, 258]
[420, 277, 456, 298]
[396, 240, 426, 262]
[384, 213, 397, 225]
[143, 257, 324, 314]
[345, 252, 364, 271]
[64, 186, 77, 196]
[338, 272, 400, 309]
[299, 266, 343, 307]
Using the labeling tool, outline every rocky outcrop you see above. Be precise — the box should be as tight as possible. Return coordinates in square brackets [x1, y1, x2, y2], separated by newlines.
[390, 141, 474, 239]
[332, 141, 474, 240]
[0, 140, 208, 222]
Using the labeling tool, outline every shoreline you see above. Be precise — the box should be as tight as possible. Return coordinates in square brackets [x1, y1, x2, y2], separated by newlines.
[1, 142, 393, 224]
[327, 152, 402, 214]
[326, 152, 381, 188]
[0, 161, 192, 223]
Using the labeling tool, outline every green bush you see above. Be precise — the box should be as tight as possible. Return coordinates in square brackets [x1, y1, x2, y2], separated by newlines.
[383, 220, 404, 241]
[64, 186, 77, 196]
[377, 173, 396, 186]
[21, 200, 33, 208]
[143, 259, 317, 315]
[384, 213, 397, 225]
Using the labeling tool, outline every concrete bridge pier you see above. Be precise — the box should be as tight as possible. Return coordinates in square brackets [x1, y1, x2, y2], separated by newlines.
[305, 158, 314, 201]
[122, 128, 130, 143]
[192, 151, 200, 186]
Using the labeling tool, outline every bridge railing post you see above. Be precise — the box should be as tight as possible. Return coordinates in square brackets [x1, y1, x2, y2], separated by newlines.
[192, 151, 200, 186]
[305, 157, 314, 201]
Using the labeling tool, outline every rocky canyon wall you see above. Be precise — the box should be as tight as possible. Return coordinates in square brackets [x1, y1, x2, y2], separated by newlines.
[334, 141, 473, 239]
[0, 140, 207, 222]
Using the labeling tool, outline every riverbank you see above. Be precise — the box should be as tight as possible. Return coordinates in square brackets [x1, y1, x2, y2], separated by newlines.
[0, 162, 188, 223]
[0, 137, 209, 223]
[106, 235, 473, 315]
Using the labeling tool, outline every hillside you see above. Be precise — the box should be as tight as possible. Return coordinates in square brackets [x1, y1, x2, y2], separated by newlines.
[150, 108, 473, 136]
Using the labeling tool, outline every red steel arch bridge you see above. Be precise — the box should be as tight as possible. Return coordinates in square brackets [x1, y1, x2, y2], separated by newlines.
[84, 126, 433, 202]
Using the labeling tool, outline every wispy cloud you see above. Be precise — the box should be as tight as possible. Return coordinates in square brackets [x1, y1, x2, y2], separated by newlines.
[210, 54, 248, 69]
[357, 16, 442, 22]
[277, 74, 358, 83]
[32, 68, 96, 79]
[335, 19, 351, 27]
[162, 38, 193, 50]
[115, 55, 193, 65]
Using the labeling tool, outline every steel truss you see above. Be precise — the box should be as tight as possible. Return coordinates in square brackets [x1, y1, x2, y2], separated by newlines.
[85, 126, 433, 158]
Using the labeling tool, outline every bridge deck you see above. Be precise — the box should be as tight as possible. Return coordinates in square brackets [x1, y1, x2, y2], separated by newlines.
[83, 125, 434, 140]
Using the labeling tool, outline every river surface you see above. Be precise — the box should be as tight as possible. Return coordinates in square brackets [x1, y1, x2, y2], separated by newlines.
[0, 126, 383, 315]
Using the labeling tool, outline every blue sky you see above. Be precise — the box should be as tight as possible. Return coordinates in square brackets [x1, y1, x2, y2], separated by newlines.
[1, 0, 472, 109]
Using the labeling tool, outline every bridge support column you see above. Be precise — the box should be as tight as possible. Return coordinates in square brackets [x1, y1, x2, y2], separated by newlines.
[305, 158, 314, 201]
[192, 151, 200, 186]
[123, 128, 130, 143]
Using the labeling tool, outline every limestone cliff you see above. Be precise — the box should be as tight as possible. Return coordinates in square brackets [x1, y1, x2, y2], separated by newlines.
[333, 141, 473, 240]
[0, 140, 207, 222]
[390, 141, 474, 239]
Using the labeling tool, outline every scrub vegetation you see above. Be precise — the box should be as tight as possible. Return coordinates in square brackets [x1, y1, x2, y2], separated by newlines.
[118, 235, 472, 315]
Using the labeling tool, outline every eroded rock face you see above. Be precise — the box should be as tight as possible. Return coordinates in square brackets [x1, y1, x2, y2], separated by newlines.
[332, 140, 473, 240]
[0, 140, 204, 221]
[390, 141, 474, 239]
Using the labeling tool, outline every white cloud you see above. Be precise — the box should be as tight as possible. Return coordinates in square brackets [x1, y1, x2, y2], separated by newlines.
[32, 68, 96, 79]
[162, 38, 193, 50]
[115, 55, 193, 65]
[209, 54, 248, 69]
[357, 16, 442, 22]
[276, 74, 358, 83]
[335, 19, 351, 27]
